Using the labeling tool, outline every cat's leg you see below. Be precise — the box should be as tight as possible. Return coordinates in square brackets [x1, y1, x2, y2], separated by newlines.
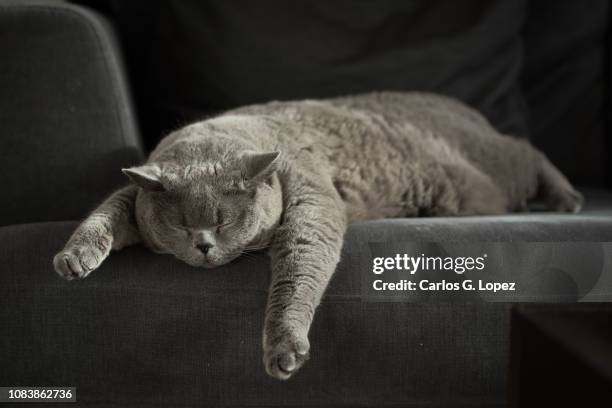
[53, 186, 140, 280]
[537, 155, 583, 213]
[432, 160, 508, 216]
[263, 177, 347, 380]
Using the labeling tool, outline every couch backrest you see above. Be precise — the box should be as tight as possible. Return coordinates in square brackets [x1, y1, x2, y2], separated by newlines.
[80, 0, 611, 187]
[521, 1, 609, 187]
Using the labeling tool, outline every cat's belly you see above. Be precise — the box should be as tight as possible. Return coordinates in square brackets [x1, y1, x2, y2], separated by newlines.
[332, 161, 449, 223]
[327, 127, 450, 223]
[321, 116, 517, 220]
[265, 95, 536, 218]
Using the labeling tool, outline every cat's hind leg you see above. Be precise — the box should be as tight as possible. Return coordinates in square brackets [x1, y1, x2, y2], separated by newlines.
[53, 186, 141, 280]
[537, 155, 583, 213]
[432, 160, 508, 216]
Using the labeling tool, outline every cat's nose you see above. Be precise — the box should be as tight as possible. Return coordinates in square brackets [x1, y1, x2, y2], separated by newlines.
[196, 243, 213, 255]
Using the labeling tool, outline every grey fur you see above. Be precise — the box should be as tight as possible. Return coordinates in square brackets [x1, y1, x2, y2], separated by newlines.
[53, 92, 582, 379]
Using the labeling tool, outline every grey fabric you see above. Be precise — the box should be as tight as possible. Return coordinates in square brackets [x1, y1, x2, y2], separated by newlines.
[0, 1, 143, 226]
[2, 191, 612, 407]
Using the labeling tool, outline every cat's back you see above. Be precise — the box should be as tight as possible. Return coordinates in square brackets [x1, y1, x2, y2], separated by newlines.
[329, 91, 500, 139]
[230, 91, 499, 145]
[330, 92, 484, 121]
[224, 92, 482, 172]
[152, 91, 520, 179]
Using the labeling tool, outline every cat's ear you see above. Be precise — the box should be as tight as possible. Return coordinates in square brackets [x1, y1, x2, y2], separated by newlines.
[241, 151, 281, 182]
[122, 165, 165, 191]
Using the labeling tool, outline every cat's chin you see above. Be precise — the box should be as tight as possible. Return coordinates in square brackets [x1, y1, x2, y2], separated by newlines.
[205, 253, 243, 268]
[176, 256, 215, 269]
[199, 261, 220, 269]
[175, 250, 242, 269]
[181, 257, 234, 269]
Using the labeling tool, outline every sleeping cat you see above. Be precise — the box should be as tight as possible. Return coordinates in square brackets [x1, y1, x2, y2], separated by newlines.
[53, 92, 582, 380]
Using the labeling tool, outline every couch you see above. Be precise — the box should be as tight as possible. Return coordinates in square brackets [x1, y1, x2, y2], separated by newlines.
[1, 1, 611, 406]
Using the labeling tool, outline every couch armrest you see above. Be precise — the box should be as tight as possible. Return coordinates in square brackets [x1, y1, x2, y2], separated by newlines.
[0, 1, 144, 226]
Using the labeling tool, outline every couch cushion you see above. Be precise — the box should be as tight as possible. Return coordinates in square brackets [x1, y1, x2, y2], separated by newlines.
[0, 2, 143, 225]
[0, 222, 508, 407]
[2, 190, 612, 406]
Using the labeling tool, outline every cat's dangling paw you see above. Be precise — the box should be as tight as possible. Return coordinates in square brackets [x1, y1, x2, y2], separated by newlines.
[263, 333, 310, 380]
[53, 243, 107, 280]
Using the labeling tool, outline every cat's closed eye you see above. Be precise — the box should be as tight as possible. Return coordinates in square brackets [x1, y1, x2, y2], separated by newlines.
[168, 213, 190, 234]
[216, 208, 223, 225]
[173, 223, 190, 236]
[216, 209, 231, 233]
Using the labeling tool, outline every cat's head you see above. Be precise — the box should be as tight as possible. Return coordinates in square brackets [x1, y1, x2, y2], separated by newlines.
[123, 151, 283, 268]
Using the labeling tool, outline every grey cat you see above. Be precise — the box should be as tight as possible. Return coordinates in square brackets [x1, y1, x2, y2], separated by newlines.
[53, 92, 582, 380]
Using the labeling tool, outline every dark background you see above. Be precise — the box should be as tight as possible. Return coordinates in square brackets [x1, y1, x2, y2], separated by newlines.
[74, 0, 611, 188]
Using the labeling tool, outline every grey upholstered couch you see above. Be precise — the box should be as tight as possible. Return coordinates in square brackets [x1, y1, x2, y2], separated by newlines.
[1, 1, 611, 407]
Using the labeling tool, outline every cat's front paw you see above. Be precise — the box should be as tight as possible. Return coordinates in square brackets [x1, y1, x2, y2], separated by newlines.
[263, 333, 310, 380]
[53, 242, 109, 280]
